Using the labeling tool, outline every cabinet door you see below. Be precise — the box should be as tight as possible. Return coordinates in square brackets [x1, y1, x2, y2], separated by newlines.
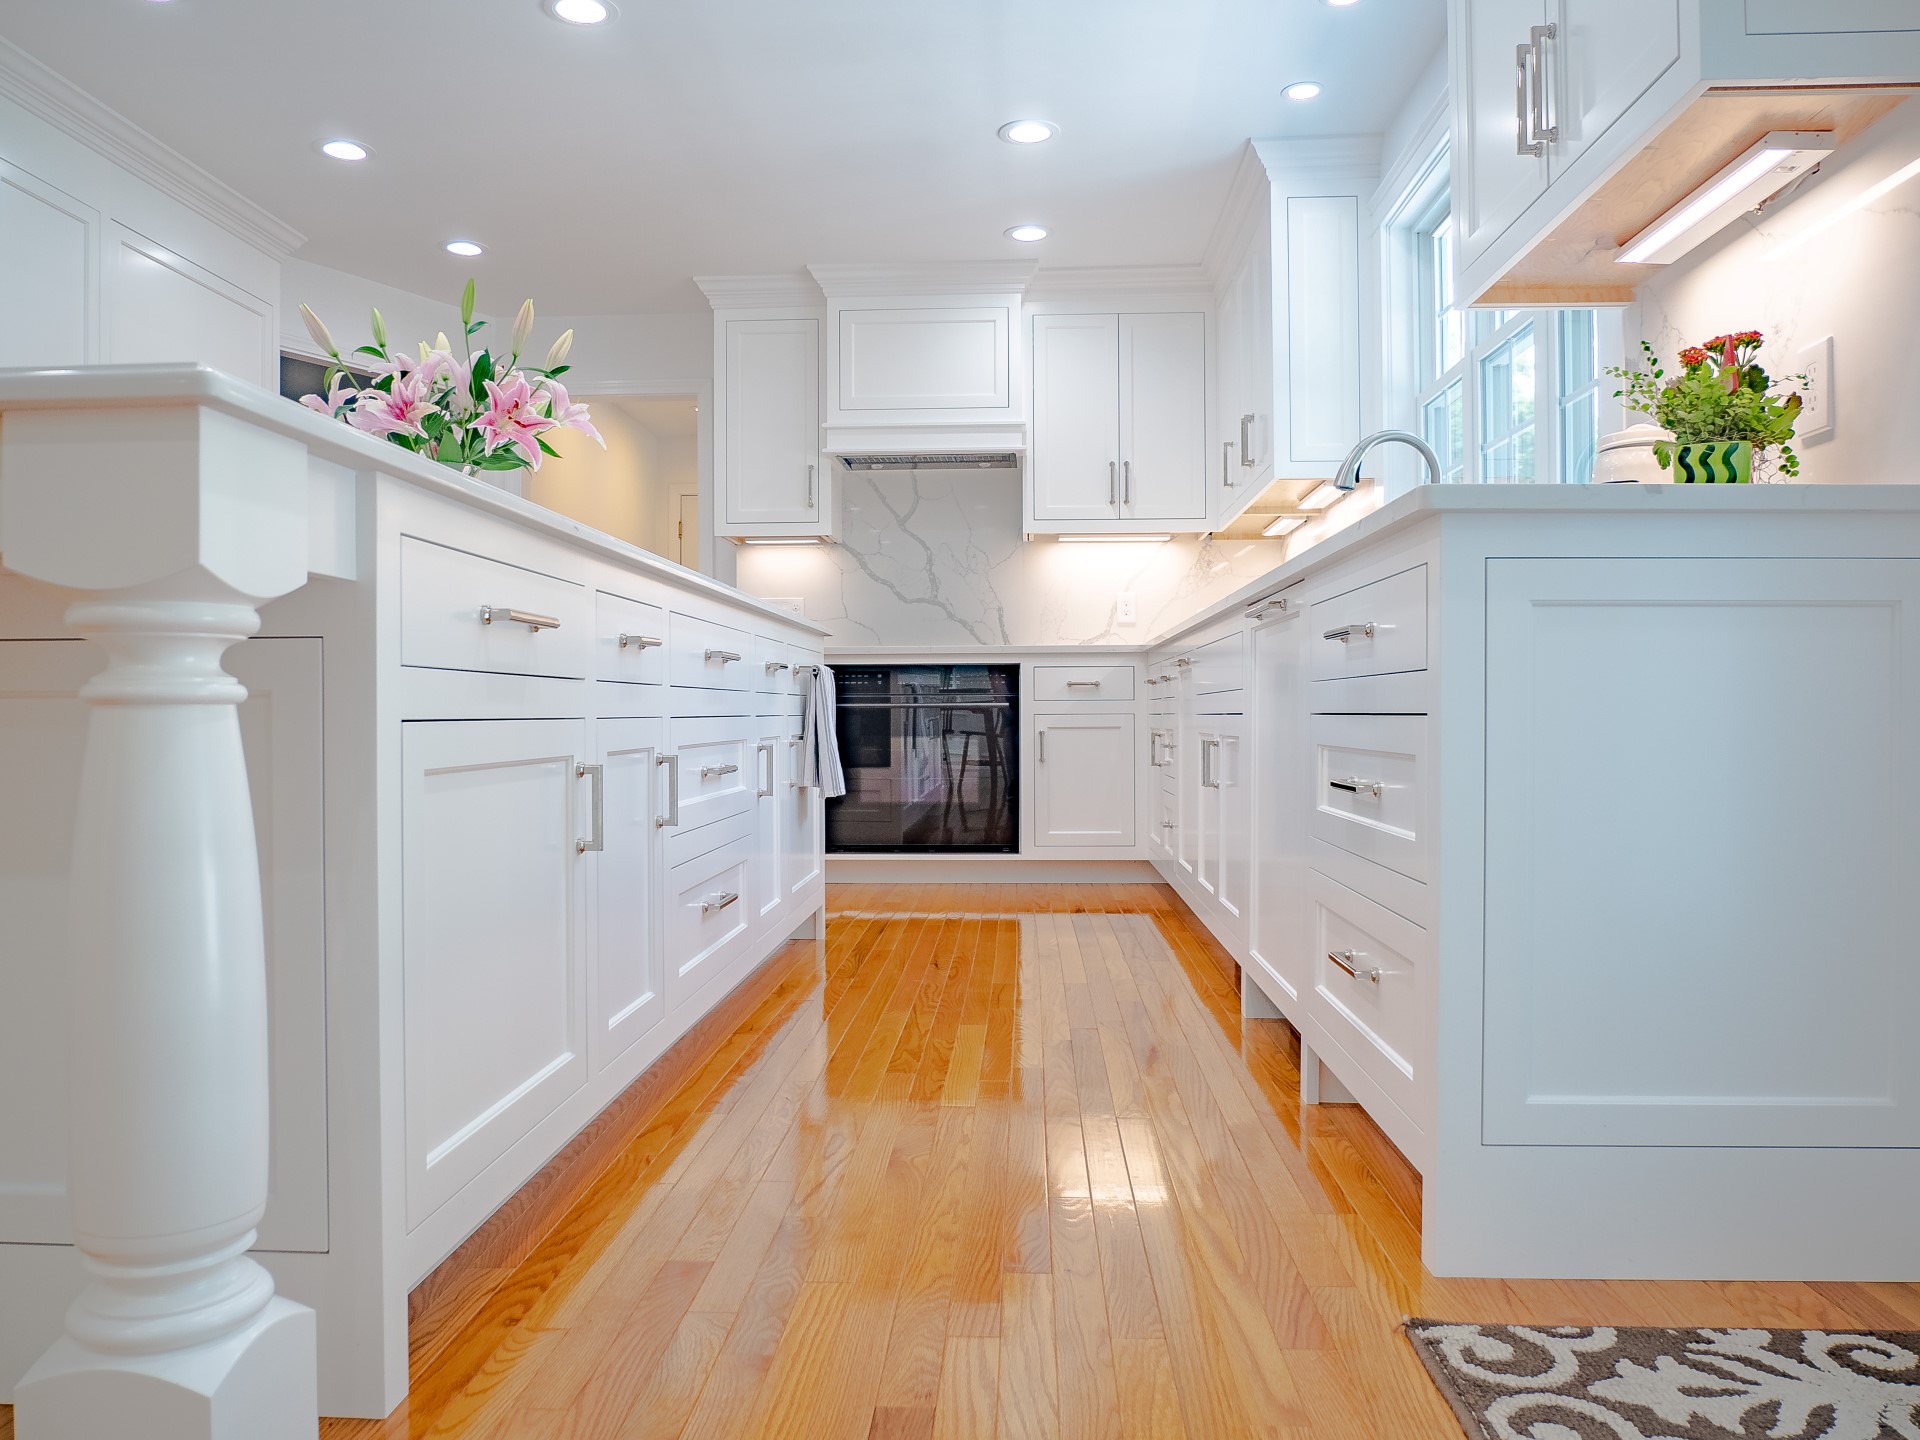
[1247, 605, 1309, 1012]
[1031, 313, 1121, 522]
[590, 717, 665, 1072]
[1034, 712, 1135, 847]
[782, 719, 823, 900]
[725, 317, 821, 527]
[1119, 312, 1207, 522]
[1483, 558, 1920, 1149]
[1213, 714, 1251, 941]
[402, 719, 588, 1226]
[1549, 0, 1682, 177]
[752, 720, 783, 920]
[0, 638, 328, 1253]
[1455, 0, 1552, 263]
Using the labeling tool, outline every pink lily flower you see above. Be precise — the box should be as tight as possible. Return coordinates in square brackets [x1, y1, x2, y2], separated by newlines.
[366, 349, 416, 382]
[542, 380, 605, 448]
[349, 372, 434, 441]
[299, 373, 357, 418]
[477, 373, 556, 467]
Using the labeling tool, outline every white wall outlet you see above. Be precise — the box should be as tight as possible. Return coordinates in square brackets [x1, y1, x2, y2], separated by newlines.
[1117, 592, 1138, 625]
[1798, 336, 1835, 440]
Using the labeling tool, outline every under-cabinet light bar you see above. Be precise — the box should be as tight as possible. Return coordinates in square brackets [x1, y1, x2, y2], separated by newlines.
[1262, 515, 1308, 538]
[1055, 534, 1172, 543]
[738, 537, 825, 546]
[1617, 132, 1834, 267]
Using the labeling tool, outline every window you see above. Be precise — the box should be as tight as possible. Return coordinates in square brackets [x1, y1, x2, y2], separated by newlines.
[1405, 183, 1617, 485]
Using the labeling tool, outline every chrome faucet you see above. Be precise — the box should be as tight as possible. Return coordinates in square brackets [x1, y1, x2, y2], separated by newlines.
[1332, 429, 1443, 492]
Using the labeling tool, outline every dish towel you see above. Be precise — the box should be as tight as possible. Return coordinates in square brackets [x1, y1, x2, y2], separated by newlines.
[801, 663, 847, 799]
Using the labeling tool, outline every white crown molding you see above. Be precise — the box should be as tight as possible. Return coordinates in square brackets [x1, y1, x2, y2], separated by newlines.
[1372, 88, 1452, 222]
[1201, 143, 1271, 287]
[693, 273, 825, 309]
[0, 36, 305, 257]
[807, 261, 1038, 298]
[1024, 264, 1215, 301]
[1251, 134, 1385, 182]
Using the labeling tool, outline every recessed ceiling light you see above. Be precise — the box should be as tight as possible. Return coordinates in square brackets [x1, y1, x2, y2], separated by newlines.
[446, 240, 484, 257]
[1285, 81, 1324, 102]
[998, 119, 1057, 145]
[319, 139, 369, 162]
[544, 0, 614, 21]
[1005, 224, 1048, 243]
[1324, 0, 1360, 7]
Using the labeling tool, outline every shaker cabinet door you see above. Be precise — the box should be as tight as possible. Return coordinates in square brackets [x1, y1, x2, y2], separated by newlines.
[1031, 313, 1122, 522]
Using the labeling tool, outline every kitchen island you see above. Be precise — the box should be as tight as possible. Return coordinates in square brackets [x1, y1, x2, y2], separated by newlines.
[0, 365, 829, 1421]
[1144, 481, 1920, 1281]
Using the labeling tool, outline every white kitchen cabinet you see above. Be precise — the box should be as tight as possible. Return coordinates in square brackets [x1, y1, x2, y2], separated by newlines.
[716, 315, 828, 536]
[1193, 711, 1250, 947]
[1246, 590, 1308, 1015]
[1034, 711, 1136, 847]
[1215, 219, 1274, 503]
[1455, 0, 1554, 264]
[1028, 311, 1208, 531]
[400, 718, 589, 1228]
[587, 717, 666, 1072]
[781, 716, 823, 900]
[1550, 0, 1684, 175]
[752, 718, 785, 921]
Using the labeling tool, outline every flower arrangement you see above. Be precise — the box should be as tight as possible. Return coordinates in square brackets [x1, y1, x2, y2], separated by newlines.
[1608, 332, 1805, 478]
[297, 280, 601, 474]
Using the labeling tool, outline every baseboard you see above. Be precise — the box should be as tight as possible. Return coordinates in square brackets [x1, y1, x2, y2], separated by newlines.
[826, 856, 1160, 885]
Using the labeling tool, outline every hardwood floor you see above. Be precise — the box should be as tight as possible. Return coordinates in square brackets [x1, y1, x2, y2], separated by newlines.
[5, 882, 1917, 1440]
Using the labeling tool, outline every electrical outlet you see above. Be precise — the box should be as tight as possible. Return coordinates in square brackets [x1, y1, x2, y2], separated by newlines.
[1117, 592, 1138, 625]
[1798, 336, 1835, 440]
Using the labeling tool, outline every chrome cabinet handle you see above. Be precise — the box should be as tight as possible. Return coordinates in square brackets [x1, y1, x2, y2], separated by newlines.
[619, 633, 662, 650]
[1515, 41, 1538, 156]
[807, 463, 816, 508]
[1066, 679, 1101, 689]
[1324, 623, 1376, 643]
[701, 762, 739, 780]
[702, 891, 740, 914]
[1329, 777, 1384, 798]
[576, 762, 604, 854]
[1201, 737, 1222, 790]
[1038, 728, 1047, 764]
[789, 736, 802, 789]
[1148, 730, 1165, 768]
[705, 648, 742, 663]
[1223, 440, 1236, 489]
[1108, 460, 1118, 507]
[1250, 596, 1294, 622]
[1123, 460, 1132, 505]
[1175, 657, 1192, 669]
[1328, 949, 1383, 984]
[766, 660, 790, 674]
[480, 606, 560, 631]
[756, 741, 775, 798]
[1240, 413, 1256, 468]
[656, 753, 680, 829]
[1530, 23, 1559, 148]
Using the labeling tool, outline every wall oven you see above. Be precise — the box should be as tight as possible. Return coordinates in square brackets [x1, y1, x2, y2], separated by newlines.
[826, 665, 1018, 853]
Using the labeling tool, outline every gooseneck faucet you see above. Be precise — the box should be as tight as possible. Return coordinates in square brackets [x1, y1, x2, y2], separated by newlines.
[1332, 429, 1444, 492]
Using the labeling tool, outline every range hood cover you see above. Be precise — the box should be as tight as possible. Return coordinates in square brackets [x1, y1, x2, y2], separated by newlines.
[837, 452, 1020, 472]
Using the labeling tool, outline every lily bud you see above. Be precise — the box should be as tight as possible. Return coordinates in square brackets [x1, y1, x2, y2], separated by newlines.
[511, 299, 535, 355]
[435, 332, 451, 354]
[419, 341, 431, 365]
[371, 306, 388, 349]
[544, 328, 575, 370]
[300, 303, 338, 358]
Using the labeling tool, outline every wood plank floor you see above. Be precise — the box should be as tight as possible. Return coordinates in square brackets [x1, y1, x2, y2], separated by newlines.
[6, 881, 1917, 1440]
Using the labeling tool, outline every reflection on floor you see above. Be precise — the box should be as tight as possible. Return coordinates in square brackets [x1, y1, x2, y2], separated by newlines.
[10, 884, 1912, 1440]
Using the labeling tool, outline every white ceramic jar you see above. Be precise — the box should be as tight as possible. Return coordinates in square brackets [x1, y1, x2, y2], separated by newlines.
[1594, 424, 1676, 484]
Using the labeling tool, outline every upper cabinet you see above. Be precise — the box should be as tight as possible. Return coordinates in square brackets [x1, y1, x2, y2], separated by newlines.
[1451, 0, 1920, 306]
[1209, 140, 1379, 531]
[1028, 309, 1207, 530]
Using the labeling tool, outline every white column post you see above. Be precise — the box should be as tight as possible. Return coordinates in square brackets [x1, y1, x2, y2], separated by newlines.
[0, 397, 319, 1440]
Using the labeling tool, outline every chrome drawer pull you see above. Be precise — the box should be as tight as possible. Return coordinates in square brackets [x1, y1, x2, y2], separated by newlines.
[576, 763, 604, 854]
[619, 633, 662, 650]
[701, 762, 739, 780]
[1175, 657, 1192, 669]
[656, 753, 680, 829]
[766, 660, 791, 673]
[1328, 777, 1384, 798]
[702, 891, 740, 914]
[480, 605, 561, 632]
[756, 741, 775, 798]
[1066, 679, 1101, 689]
[705, 648, 742, 663]
[1328, 950, 1382, 984]
[1250, 597, 1294, 622]
[1324, 622, 1376, 643]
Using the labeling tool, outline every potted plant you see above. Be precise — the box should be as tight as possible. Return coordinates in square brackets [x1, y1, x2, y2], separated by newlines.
[296, 279, 601, 482]
[1608, 332, 1805, 483]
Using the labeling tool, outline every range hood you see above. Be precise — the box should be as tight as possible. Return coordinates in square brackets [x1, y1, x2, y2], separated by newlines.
[836, 451, 1021, 473]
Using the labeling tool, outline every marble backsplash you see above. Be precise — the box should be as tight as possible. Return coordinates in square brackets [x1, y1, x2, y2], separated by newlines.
[734, 469, 1289, 647]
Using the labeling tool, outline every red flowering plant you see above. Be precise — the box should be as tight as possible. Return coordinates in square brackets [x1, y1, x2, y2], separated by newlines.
[1608, 331, 1806, 477]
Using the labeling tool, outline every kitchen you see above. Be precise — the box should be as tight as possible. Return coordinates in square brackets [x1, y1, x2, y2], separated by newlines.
[3, 3, 1920, 1438]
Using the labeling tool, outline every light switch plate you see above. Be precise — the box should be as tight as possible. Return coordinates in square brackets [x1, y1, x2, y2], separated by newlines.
[1798, 336, 1835, 440]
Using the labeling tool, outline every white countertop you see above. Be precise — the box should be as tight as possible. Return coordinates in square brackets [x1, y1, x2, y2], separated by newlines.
[0, 363, 832, 637]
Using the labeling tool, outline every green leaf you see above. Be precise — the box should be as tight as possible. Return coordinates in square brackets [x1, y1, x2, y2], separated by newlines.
[466, 320, 485, 337]
[460, 277, 476, 327]
[352, 345, 385, 357]
[537, 436, 562, 458]
[546, 364, 570, 377]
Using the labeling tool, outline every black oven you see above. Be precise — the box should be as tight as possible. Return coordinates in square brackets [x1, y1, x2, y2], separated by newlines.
[826, 665, 1018, 853]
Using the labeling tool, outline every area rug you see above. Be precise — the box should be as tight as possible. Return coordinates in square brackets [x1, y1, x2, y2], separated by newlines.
[1404, 1320, 1920, 1439]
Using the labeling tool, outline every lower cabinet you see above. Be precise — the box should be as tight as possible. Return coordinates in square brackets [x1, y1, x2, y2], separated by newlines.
[1033, 711, 1136, 847]
[588, 717, 667, 1073]
[1193, 712, 1250, 947]
[665, 822, 755, 1011]
[781, 715, 823, 899]
[400, 719, 591, 1227]
[1246, 595, 1309, 1012]
[753, 717, 785, 922]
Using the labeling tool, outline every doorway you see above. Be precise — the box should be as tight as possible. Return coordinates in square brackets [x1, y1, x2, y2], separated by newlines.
[676, 491, 700, 568]
[522, 394, 700, 565]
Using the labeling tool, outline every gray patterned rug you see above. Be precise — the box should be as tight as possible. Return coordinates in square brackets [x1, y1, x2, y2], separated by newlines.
[1404, 1321, 1920, 1439]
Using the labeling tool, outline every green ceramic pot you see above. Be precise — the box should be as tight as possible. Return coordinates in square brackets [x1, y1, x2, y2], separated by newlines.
[1670, 441, 1753, 484]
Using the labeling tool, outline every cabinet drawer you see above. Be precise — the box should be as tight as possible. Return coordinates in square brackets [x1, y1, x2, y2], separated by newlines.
[595, 590, 666, 686]
[754, 634, 794, 693]
[400, 536, 589, 679]
[1309, 713, 1429, 885]
[1310, 565, 1427, 682]
[670, 611, 754, 691]
[668, 715, 756, 834]
[1032, 664, 1135, 702]
[1309, 868, 1427, 1130]
[665, 835, 753, 1011]
[1190, 631, 1245, 696]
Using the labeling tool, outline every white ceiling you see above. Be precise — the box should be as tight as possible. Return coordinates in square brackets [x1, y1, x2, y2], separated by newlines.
[3, 0, 1445, 313]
